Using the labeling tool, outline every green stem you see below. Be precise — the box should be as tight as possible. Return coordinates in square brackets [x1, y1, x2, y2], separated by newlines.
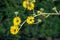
[19, 20, 26, 30]
[34, 13, 60, 17]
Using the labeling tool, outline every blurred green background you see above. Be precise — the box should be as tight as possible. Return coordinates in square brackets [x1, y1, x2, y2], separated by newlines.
[0, 0, 60, 40]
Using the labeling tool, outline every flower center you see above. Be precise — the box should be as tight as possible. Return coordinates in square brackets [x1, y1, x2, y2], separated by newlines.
[30, 19, 32, 21]
[14, 29, 16, 32]
[16, 20, 19, 22]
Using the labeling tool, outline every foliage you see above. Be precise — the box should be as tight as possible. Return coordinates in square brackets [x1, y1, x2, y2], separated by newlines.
[0, 0, 60, 40]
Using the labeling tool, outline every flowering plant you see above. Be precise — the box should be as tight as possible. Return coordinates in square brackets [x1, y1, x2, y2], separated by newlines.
[0, 0, 60, 40]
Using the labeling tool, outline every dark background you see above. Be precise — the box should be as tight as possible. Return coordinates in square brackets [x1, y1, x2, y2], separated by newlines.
[0, 0, 60, 40]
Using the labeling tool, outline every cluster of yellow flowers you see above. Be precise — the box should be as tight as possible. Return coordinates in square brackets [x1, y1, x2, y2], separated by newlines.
[10, 12, 35, 35]
[23, 0, 36, 10]
[9, 0, 59, 35]
[10, 12, 21, 35]
[10, 16, 21, 35]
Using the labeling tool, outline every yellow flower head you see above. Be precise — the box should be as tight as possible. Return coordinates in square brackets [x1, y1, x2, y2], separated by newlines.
[26, 16, 35, 24]
[13, 17, 21, 25]
[23, 1, 34, 10]
[27, 3, 34, 10]
[10, 26, 19, 35]
[23, 1, 28, 9]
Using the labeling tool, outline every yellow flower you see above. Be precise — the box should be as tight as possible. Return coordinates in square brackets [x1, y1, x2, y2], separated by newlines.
[23, 1, 34, 10]
[23, 1, 28, 9]
[26, 16, 35, 24]
[27, 3, 34, 10]
[13, 17, 21, 25]
[10, 26, 19, 35]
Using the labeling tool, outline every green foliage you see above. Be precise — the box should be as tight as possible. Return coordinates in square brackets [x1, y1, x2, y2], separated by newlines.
[0, 0, 60, 40]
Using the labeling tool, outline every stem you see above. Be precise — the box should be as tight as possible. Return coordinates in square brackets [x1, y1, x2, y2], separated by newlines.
[34, 13, 60, 17]
[55, 10, 58, 14]
[19, 10, 60, 30]
[20, 20, 26, 27]
[19, 20, 26, 30]
[33, 9, 35, 14]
